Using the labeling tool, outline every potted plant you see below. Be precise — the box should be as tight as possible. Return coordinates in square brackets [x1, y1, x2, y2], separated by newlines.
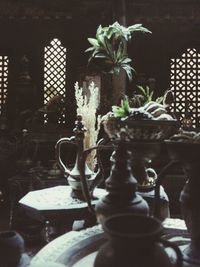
[85, 21, 151, 81]
[85, 21, 178, 140]
[85, 21, 152, 105]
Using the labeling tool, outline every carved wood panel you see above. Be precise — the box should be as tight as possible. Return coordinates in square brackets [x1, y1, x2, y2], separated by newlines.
[170, 48, 200, 127]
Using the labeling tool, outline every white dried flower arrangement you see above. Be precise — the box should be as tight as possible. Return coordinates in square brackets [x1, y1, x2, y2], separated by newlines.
[75, 81, 101, 171]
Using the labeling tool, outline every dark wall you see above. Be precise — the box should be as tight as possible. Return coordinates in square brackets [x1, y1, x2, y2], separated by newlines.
[0, 0, 199, 130]
[125, 0, 200, 96]
[1, 17, 112, 129]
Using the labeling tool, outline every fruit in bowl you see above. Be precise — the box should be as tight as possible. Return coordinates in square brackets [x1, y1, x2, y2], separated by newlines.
[102, 90, 178, 141]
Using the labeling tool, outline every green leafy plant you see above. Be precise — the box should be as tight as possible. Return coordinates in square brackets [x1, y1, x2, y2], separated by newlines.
[128, 85, 164, 108]
[136, 85, 164, 105]
[85, 21, 151, 81]
[112, 95, 130, 117]
[111, 86, 165, 118]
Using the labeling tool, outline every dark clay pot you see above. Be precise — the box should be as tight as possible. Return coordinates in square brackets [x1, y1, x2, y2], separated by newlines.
[94, 214, 182, 267]
[166, 141, 200, 264]
[0, 231, 28, 267]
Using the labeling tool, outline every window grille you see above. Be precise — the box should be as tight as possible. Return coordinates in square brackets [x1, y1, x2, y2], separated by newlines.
[170, 48, 200, 127]
[44, 38, 66, 123]
[0, 56, 9, 116]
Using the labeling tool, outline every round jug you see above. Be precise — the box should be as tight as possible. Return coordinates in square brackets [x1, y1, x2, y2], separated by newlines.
[94, 213, 182, 267]
[0, 231, 30, 267]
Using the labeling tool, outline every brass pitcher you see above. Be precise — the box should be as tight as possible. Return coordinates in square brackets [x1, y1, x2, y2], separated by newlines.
[55, 115, 104, 208]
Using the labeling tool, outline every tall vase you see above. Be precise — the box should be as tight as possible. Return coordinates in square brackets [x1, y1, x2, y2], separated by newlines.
[166, 141, 200, 265]
[180, 166, 200, 265]
[94, 213, 182, 267]
[95, 139, 149, 224]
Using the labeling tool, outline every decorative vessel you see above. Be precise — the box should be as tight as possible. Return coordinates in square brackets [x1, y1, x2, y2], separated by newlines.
[103, 117, 178, 142]
[103, 118, 178, 187]
[55, 116, 104, 208]
[0, 231, 30, 267]
[95, 137, 149, 224]
[166, 140, 200, 265]
[94, 213, 182, 267]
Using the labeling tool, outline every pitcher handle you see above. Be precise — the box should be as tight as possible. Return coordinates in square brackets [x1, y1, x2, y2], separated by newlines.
[55, 136, 75, 177]
[159, 238, 183, 267]
[146, 168, 157, 181]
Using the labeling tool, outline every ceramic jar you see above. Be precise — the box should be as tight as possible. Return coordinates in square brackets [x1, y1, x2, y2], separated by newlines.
[0, 231, 29, 267]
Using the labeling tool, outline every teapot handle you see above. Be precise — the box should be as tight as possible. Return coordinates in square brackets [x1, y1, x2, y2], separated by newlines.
[159, 238, 182, 267]
[146, 168, 157, 180]
[55, 136, 76, 177]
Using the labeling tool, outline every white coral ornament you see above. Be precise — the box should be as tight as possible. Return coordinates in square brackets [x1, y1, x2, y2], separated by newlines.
[75, 81, 101, 170]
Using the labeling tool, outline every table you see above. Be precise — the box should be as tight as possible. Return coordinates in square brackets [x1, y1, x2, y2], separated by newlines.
[31, 218, 195, 267]
[9, 173, 67, 229]
[19, 185, 107, 238]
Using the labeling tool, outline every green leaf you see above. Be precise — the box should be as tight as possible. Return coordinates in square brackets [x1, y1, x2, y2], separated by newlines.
[137, 85, 146, 95]
[121, 64, 134, 81]
[112, 106, 126, 117]
[106, 26, 116, 39]
[85, 47, 95, 53]
[91, 48, 104, 56]
[149, 90, 154, 99]
[93, 52, 108, 58]
[104, 36, 115, 59]
[87, 38, 99, 47]
[96, 32, 107, 50]
[96, 25, 103, 37]
[111, 95, 130, 117]
[120, 57, 132, 64]
[121, 95, 130, 112]
[146, 86, 150, 97]
[128, 23, 142, 28]
[87, 49, 105, 63]
[155, 96, 164, 104]
[128, 24, 152, 34]
[116, 42, 125, 61]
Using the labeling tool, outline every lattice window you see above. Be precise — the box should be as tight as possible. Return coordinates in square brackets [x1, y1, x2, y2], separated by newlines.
[44, 38, 66, 123]
[0, 56, 9, 116]
[170, 48, 200, 127]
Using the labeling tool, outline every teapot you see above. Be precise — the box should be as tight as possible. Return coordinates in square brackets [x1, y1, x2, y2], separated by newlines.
[55, 116, 104, 208]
